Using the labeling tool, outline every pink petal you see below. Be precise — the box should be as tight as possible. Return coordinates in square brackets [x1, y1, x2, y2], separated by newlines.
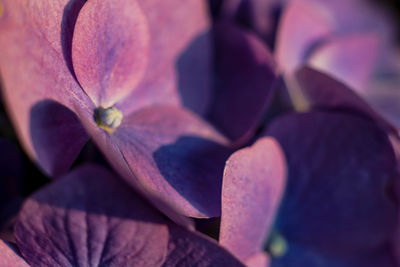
[220, 138, 286, 261]
[0, 241, 29, 267]
[72, 0, 150, 106]
[275, 0, 333, 73]
[308, 34, 379, 90]
[117, 0, 212, 115]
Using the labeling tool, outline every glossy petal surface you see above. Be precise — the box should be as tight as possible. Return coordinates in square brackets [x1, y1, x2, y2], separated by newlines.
[208, 22, 277, 143]
[275, 0, 333, 73]
[308, 34, 379, 90]
[118, 0, 212, 115]
[220, 138, 286, 261]
[265, 111, 398, 263]
[15, 164, 244, 266]
[72, 0, 149, 106]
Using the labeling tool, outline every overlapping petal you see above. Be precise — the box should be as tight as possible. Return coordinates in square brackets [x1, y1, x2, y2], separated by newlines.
[220, 138, 286, 262]
[265, 110, 398, 265]
[208, 22, 277, 142]
[72, 0, 149, 106]
[0, 241, 29, 267]
[78, 105, 232, 218]
[14, 164, 244, 266]
[308, 34, 379, 90]
[275, 0, 333, 73]
[117, 0, 212, 115]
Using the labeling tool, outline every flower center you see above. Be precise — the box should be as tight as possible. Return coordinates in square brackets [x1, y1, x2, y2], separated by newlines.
[266, 230, 288, 258]
[94, 106, 123, 133]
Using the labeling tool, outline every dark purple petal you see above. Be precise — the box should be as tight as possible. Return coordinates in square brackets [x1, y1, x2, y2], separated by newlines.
[117, 0, 212, 115]
[308, 34, 379, 90]
[15, 164, 244, 266]
[265, 111, 398, 261]
[79, 105, 231, 218]
[220, 138, 286, 262]
[15, 165, 170, 266]
[208, 22, 277, 143]
[0, 240, 29, 267]
[30, 100, 89, 176]
[72, 0, 149, 106]
[164, 226, 244, 266]
[275, 0, 333, 73]
[295, 67, 396, 132]
[0, 1, 92, 176]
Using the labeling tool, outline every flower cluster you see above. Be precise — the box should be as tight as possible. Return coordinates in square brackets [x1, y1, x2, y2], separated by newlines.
[0, 0, 399, 266]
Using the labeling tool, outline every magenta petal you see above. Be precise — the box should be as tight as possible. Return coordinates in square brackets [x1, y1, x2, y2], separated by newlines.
[15, 165, 170, 266]
[30, 100, 89, 176]
[208, 22, 277, 142]
[220, 138, 286, 262]
[275, 0, 333, 73]
[72, 0, 149, 106]
[117, 0, 212, 115]
[308, 34, 379, 90]
[0, 241, 29, 267]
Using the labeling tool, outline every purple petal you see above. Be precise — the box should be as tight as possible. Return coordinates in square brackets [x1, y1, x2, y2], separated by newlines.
[72, 0, 150, 106]
[15, 165, 170, 266]
[265, 111, 398, 260]
[220, 138, 286, 262]
[0, 240, 29, 267]
[117, 0, 212, 115]
[15, 164, 244, 266]
[30, 100, 89, 176]
[275, 0, 333, 73]
[79, 105, 231, 218]
[308, 34, 379, 90]
[0, 1, 92, 176]
[208, 22, 277, 143]
[164, 226, 244, 266]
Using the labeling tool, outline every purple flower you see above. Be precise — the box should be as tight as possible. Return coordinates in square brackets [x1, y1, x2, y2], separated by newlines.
[0, 164, 244, 266]
[219, 68, 400, 266]
[212, 0, 400, 126]
[0, 0, 245, 219]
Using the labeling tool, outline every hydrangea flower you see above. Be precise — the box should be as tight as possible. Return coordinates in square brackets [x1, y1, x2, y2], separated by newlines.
[0, 0, 256, 219]
[0, 164, 244, 266]
[212, 0, 400, 125]
[219, 67, 400, 266]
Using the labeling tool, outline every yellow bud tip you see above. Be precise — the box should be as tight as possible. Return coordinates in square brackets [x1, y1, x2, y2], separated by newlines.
[267, 231, 288, 258]
[0, 2, 4, 18]
[94, 106, 123, 133]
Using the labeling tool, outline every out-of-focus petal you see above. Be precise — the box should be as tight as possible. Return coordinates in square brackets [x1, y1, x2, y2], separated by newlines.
[80, 105, 232, 218]
[308, 34, 379, 90]
[72, 0, 149, 107]
[246, 252, 270, 267]
[15, 165, 170, 266]
[15, 164, 244, 266]
[0, 240, 29, 267]
[117, 0, 212, 115]
[208, 22, 277, 143]
[294, 67, 395, 132]
[265, 111, 398, 261]
[220, 138, 286, 261]
[275, 0, 333, 73]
